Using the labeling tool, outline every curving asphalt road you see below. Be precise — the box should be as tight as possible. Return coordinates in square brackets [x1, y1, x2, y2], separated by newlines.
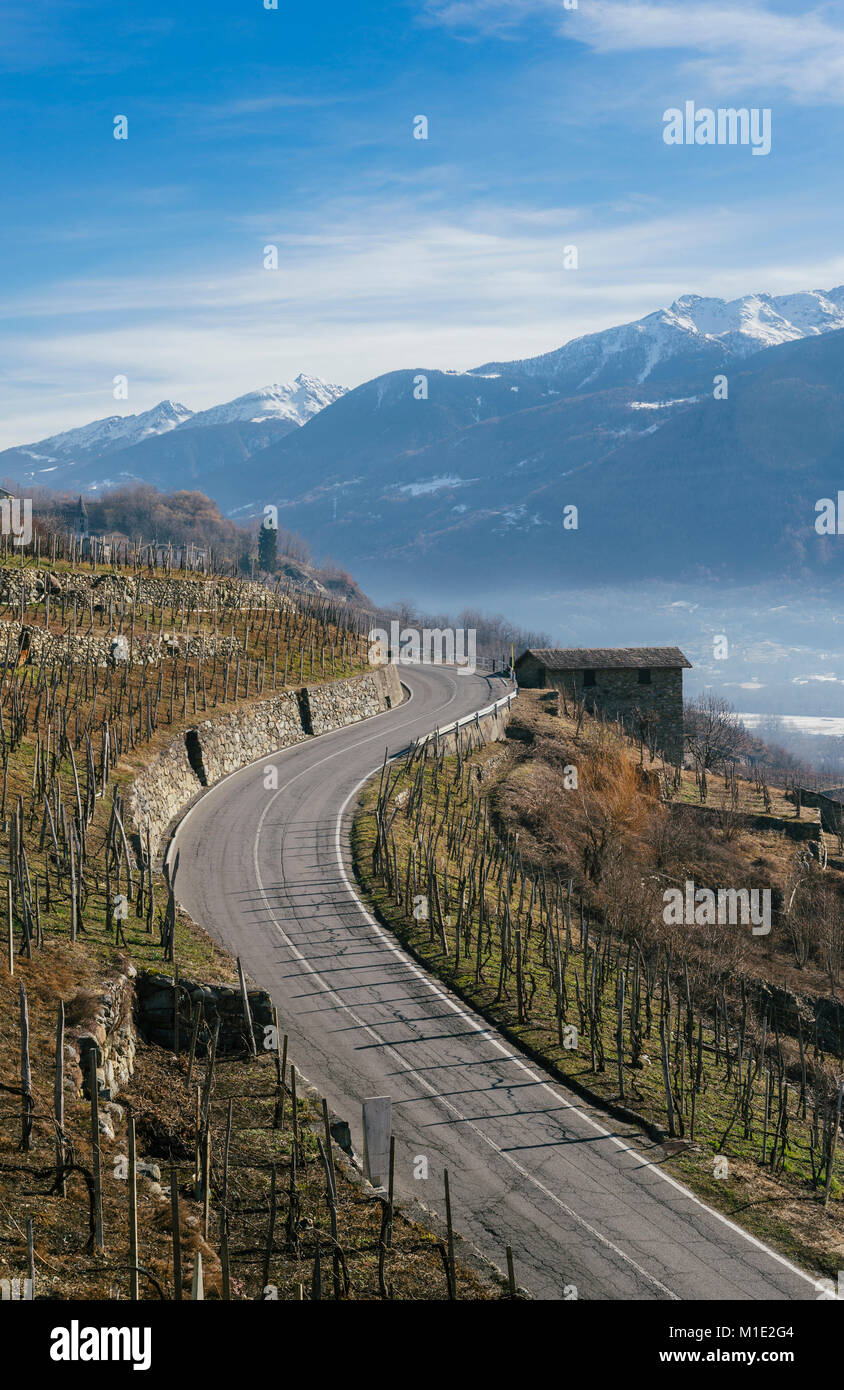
[170, 663, 820, 1301]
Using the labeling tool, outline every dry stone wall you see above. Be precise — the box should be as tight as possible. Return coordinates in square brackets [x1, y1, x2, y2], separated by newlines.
[0, 619, 241, 669]
[0, 568, 290, 613]
[135, 971, 274, 1055]
[130, 737, 198, 858]
[129, 663, 403, 855]
[303, 666, 400, 734]
[791, 786, 844, 835]
[65, 968, 137, 1119]
[193, 689, 304, 783]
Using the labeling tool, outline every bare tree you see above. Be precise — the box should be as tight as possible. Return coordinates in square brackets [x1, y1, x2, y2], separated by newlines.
[685, 693, 749, 800]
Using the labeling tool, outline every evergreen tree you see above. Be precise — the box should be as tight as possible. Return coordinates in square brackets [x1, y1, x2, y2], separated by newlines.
[258, 518, 278, 573]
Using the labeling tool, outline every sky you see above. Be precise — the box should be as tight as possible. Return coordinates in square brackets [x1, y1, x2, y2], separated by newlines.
[3, 0, 844, 445]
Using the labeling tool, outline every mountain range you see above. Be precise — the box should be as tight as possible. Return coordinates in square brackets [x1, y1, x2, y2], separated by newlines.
[477, 287, 844, 391]
[2, 373, 346, 495]
[5, 290, 844, 596]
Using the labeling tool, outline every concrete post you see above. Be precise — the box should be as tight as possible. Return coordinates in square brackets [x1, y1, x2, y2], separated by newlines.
[362, 1096, 392, 1188]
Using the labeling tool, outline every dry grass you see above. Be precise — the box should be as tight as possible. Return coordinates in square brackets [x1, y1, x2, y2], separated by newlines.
[351, 692, 844, 1276]
[488, 693, 844, 1000]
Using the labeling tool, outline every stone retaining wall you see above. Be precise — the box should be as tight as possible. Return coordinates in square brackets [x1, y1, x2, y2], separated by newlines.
[0, 619, 241, 669]
[672, 801, 822, 843]
[414, 692, 514, 760]
[304, 666, 400, 734]
[790, 787, 844, 835]
[64, 969, 138, 1126]
[0, 568, 290, 613]
[135, 971, 274, 1055]
[129, 664, 403, 855]
[748, 979, 844, 1059]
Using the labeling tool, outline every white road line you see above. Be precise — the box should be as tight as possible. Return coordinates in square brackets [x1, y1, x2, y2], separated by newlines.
[173, 667, 822, 1298]
[332, 770, 823, 1298]
[167, 663, 426, 872]
[245, 725, 679, 1298]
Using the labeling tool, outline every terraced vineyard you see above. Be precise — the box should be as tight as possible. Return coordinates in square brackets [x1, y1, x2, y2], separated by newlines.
[354, 691, 844, 1278]
[0, 538, 497, 1301]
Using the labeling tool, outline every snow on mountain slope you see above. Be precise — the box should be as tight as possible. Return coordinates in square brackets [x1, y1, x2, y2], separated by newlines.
[183, 374, 347, 430]
[479, 287, 844, 389]
[9, 375, 346, 466]
[30, 400, 194, 460]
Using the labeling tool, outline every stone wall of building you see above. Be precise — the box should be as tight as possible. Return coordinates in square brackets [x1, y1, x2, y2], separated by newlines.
[128, 663, 403, 855]
[539, 666, 685, 763]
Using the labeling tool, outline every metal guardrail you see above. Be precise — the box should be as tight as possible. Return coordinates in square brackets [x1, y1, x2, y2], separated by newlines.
[413, 685, 518, 748]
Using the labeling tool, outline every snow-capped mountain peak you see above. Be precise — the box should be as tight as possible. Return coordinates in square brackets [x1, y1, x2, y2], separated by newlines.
[184, 374, 347, 430]
[477, 285, 844, 390]
[8, 375, 347, 475]
[31, 400, 194, 460]
[663, 288, 844, 348]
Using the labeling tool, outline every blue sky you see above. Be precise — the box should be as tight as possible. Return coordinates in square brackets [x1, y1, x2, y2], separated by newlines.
[2, 0, 844, 445]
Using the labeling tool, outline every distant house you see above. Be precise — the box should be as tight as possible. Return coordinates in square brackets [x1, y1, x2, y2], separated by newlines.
[147, 541, 207, 572]
[514, 646, 692, 762]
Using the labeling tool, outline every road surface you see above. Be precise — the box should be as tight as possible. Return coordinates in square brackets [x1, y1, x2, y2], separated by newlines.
[170, 663, 820, 1301]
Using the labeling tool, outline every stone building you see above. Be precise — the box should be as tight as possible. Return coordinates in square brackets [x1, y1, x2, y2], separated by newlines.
[514, 646, 691, 762]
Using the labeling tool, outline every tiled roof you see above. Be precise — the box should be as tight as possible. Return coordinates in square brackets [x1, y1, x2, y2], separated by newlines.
[517, 646, 692, 670]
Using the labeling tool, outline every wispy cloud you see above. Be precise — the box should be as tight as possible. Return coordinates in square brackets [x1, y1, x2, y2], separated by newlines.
[202, 94, 352, 118]
[3, 195, 844, 446]
[422, 0, 844, 102]
[419, 0, 562, 37]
